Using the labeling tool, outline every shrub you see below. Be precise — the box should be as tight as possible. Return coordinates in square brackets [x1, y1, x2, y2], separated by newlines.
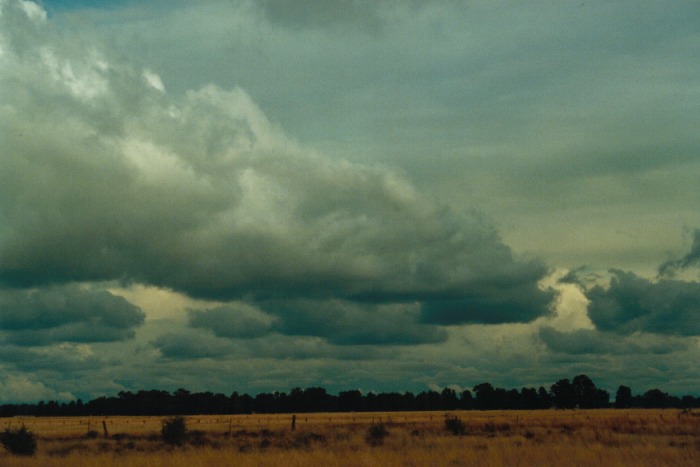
[162, 416, 188, 446]
[444, 415, 466, 435]
[0, 426, 37, 456]
[366, 423, 389, 446]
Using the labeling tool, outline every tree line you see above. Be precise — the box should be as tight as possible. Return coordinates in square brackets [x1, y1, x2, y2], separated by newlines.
[1, 375, 699, 417]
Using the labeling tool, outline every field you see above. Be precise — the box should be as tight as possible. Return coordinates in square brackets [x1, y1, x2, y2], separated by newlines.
[1, 409, 699, 466]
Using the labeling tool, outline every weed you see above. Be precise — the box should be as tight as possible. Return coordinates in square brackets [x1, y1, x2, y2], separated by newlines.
[444, 415, 466, 436]
[162, 416, 188, 446]
[0, 426, 37, 456]
[366, 423, 389, 446]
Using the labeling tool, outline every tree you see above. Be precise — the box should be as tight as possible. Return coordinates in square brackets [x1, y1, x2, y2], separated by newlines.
[572, 375, 596, 408]
[459, 390, 473, 410]
[519, 387, 539, 409]
[550, 379, 576, 409]
[537, 386, 552, 408]
[473, 383, 496, 410]
[338, 390, 363, 412]
[615, 385, 632, 408]
[571, 375, 608, 408]
[441, 387, 459, 410]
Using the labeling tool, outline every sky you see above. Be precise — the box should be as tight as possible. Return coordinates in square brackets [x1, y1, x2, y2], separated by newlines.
[1, 0, 699, 403]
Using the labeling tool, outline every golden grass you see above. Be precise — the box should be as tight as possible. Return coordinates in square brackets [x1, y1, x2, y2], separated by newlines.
[2, 409, 699, 466]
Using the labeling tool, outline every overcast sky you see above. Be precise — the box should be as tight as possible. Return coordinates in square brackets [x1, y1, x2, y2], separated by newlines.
[1, 0, 699, 403]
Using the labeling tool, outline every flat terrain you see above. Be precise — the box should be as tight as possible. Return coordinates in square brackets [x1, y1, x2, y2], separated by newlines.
[2, 409, 699, 466]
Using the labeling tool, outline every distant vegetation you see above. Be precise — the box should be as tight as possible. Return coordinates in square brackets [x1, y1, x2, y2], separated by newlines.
[1, 375, 698, 417]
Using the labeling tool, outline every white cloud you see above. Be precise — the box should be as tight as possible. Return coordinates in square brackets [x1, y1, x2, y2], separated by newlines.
[19, 0, 45, 23]
[39, 46, 109, 101]
[143, 69, 165, 92]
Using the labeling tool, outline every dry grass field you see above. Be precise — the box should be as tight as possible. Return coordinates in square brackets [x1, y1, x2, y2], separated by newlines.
[1, 409, 699, 466]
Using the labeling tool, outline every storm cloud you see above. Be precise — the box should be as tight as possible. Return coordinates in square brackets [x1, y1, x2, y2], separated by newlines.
[189, 304, 275, 340]
[0, 0, 553, 325]
[0, 285, 144, 345]
[261, 299, 447, 345]
[585, 270, 700, 336]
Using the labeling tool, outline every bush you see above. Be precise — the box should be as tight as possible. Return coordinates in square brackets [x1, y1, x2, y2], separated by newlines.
[366, 423, 389, 446]
[162, 416, 188, 446]
[0, 426, 37, 456]
[444, 415, 466, 435]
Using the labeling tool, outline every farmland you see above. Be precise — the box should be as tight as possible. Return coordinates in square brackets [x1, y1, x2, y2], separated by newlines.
[1, 409, 699, 466]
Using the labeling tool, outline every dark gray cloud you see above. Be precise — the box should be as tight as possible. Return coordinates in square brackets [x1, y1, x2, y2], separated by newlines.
[585, 270, 700, 336]
[189, 304, 275, 339]
[1, 342, 106, 372]
[0, 285, 145, 345]
[186, 299, 447, 346]
[152, 331, 237, 360]
[419, 277, 554, 325]
[152, 329, 394, 362]
[261, 299, 446, 345]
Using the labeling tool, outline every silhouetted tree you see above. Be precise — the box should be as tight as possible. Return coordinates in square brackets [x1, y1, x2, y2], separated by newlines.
[537, 386, 552, 408]
[415, 391, 442, 411]
[550, 379, 576, 409]
[615, 385, 633, 408]
[338, 390, 363, 412]
[640, 389, 680, 408]
[441, 387, 459, 410]
[519, 387, 539, 409]
[572, 375, 609, 408]
[473, 383, 497, 410]
[1, 377, 698, 416]
[460, 390, 473, 410]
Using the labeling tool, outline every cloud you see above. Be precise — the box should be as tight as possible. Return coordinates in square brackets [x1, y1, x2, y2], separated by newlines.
[658, 229, 700, 277]
[152, 331, 237, 360]
[539, 326, 688, 356]
[0, 285, 145, 345]
[152, 328, 394, 362]
[0, 0, 554, 326]
[261, 299, 446, 345]
[189, 303, 275, 339]
[419, 276, 554, 325]
[1, 341, 105, 372]
[584, 270, 700, 336]
[0, 373, 73, 403]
